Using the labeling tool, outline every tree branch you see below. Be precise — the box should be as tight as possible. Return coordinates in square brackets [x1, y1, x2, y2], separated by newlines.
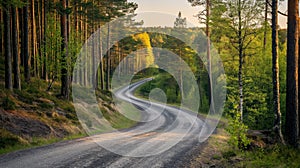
[266, 0, 287, 17]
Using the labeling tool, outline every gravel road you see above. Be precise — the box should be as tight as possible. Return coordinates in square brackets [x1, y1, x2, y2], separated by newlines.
[0, 79, 209, 168]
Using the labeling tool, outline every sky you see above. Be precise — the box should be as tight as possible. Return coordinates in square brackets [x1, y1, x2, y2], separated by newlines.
[128, 0, 288, 28]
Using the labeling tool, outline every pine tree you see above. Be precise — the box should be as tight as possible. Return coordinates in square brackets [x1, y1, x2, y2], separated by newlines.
[3, 1, 13, 90]
[60, 0, 69, 99]
[286, 0, 299, 147]
[12, 7, 21, 90]
[271, 0, 284, 143]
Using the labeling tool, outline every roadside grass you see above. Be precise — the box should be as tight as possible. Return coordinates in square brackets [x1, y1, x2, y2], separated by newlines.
[116, 101, 141, 123]
[0, 132, 87, 155]
[187, 125, 300, 168]
[100, 103, 140, 130]
[188, 127, 231, 168]
[233, 145, 300, 167]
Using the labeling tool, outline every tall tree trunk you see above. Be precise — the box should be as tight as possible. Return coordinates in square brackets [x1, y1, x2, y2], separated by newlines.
[23, 5, 30, 83]
[43, 0, 48, 81]
[286, 0, 299, 147]
[238, 0, 243, 121]
[79, 5, 83, 85]
[31, 0, 37, 77]
[272, 0, 284, 143]
[3, 2, 12, 91]
[206, 0, 215, 114]
[12, 7, 21, 90]
[84, 14, 88, 86]
[263, 0, 268, 50]
[0, 8, 2, 57]
[19, 8, 24, 66]
[298, 1, 300, 143]
[60, 0, 69, 99]
[106, 23, 111, 91]
[99, 28, 104, 90]
[37, 0, 42, 78]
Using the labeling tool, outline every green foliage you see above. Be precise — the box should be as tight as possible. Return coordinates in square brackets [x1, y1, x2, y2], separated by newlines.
[42, 14, 63, 80]
[222, 150, 237, 159]
[226, 110, 251, 150]
[237, 145, 300, 167]
[0, 128, 21, 149]
[39, 102, 54, 109]
[137, 71, 181, 104]
[209, 0, 287, 131]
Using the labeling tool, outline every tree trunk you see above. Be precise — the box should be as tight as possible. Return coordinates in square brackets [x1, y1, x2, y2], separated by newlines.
[286, 0, 299, 147]
[106, 23, 111, 91]
[3, 2, 13, 91]
[99, 26, 104, 90]
[43, 0, 48, 81]
[60, 0, 69, 99]
[23, 5, 30, 83]
[238, 0, 243, 121]
[30, 0, 37, 77]
[12, 7, 21, 90]
[37, 0, 42, 78]
[263, 0, 268, 50]
[206, 0, 215, 114]
[272, 0, 284, 143]
[19, 8, 24, 66]
[0, 8, 2, 58]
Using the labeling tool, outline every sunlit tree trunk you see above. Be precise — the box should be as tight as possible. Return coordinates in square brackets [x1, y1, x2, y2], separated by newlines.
[272, 0, 284, 143]
[238, 0, 244, 121]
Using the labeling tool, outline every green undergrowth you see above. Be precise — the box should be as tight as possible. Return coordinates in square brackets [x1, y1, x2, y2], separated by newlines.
[0, 131, 87, 155]
[233, 145, 300, 167]
[189, 125, 300, 167]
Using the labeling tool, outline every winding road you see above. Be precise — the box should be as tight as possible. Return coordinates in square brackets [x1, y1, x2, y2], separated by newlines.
[0, 79, 209, 168]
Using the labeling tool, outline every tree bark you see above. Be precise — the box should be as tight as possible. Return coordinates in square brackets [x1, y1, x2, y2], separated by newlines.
[43, 0, 48, 81]
[263, 0, 268, 50]
[286, 0, 299, 147]
[23, 5, 30, 83]
[3, 2, 13, 91]
[19, 8, 24, 67]
[238, 0, 243, 121]
[30, 0, 37, 77]
[12, 7, 21, 90]
[60, 0, 69, 99]
[99, 26, 105, 90]
[106, 23, 111, 91]
[272, 0, 284, 143]
[206, 0, 215, 115]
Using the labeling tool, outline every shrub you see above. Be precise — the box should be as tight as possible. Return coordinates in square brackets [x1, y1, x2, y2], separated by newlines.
[226, 111, 251, 150]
